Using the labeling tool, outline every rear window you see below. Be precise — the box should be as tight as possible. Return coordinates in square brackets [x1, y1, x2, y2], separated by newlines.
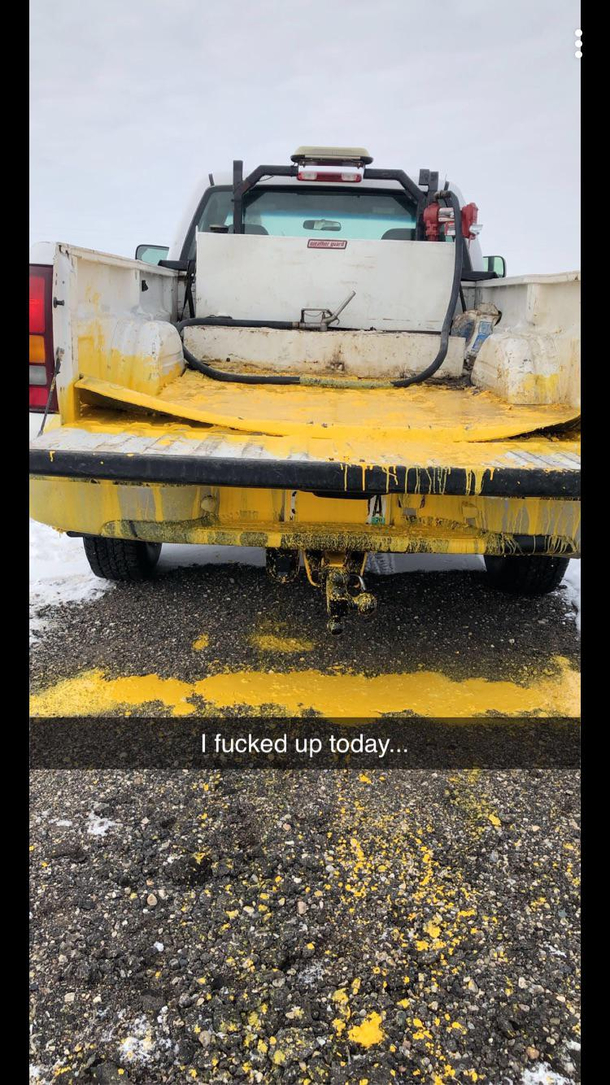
[191, 186, 418, 250]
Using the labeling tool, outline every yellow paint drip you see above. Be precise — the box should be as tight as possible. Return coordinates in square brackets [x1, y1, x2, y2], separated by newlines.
[348, 1011, 385, 1048]
[30, 657, 579, 718]
[192, 634, 210, 651]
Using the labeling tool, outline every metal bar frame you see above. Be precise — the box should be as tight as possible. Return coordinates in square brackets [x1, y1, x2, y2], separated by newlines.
[231, 162, 429, 234]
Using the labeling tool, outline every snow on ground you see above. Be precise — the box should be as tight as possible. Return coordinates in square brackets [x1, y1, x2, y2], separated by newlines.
[30, 520, 581, 633]
[29, 521, 112, 640]
[521, 1063, 571, 1085]
[86, 812, 116, 837]
[28, 522, 267, 641]
[560, 559, 581, 630]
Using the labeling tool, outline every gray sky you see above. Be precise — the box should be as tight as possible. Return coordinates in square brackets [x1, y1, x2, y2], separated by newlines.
[30, 0, 580, 275]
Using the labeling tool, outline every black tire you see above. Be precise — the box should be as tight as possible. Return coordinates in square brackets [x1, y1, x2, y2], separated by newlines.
[83, 536, 162, 582]
[484, 554, 570, 596]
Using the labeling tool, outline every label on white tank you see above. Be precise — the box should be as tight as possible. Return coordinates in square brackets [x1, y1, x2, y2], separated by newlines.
[307, 239, 348, 250]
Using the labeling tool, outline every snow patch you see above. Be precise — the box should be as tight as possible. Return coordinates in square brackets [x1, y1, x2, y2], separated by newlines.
[522, 1063, 571, 1085]
[119, 1010, 171, 1065]
[560, 560, 581, 630]
[86, 812, 116, 837]
[298, 960, 326, 986]
[30, 520, 111, 640]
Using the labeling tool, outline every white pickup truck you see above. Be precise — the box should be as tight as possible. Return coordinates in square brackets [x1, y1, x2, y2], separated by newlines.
[29, 146, 580, 632]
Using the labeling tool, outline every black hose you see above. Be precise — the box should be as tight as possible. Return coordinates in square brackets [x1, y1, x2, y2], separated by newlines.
[392, 190, 464, 388]
[181, 340, 300, 385]
[177, 316, 301, 384]
[176, 190, 464, 390]
[178, 316, 299, 332]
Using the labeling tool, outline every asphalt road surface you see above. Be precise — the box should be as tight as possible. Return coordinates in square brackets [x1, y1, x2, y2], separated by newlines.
[30, 552, 581, 1084]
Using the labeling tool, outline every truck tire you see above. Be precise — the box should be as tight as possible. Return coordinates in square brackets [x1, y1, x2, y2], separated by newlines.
[83, 536, 162, 582]
[484, 554, 570, 596]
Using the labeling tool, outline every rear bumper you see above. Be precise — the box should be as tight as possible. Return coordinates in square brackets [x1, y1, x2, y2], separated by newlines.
[29, 421, 581, 555]
[30, 446, 579, 499]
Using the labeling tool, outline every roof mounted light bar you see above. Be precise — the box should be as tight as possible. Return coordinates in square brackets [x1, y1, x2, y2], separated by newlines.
[290, 145, 373, 166]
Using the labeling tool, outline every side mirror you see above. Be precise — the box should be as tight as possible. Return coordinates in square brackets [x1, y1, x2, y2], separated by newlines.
[135, 244, 170, 266]
[483, 255, 507, 278]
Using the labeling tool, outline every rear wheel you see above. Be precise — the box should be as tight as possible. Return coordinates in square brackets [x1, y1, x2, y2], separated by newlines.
[83, 536, 162, 582]
[484, 554, 570, 596]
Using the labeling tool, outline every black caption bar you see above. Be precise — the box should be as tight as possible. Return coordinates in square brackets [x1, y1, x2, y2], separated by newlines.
[30, 717, 580, 770]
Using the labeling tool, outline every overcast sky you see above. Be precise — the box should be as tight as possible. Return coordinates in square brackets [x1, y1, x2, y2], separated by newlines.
[30, 0, 580, 275]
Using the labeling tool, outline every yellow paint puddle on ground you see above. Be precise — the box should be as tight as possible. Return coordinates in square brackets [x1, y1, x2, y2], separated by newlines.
[30, 657, 579, 718]
[30, 670, 198, 717]
[249, 632, 315, 654]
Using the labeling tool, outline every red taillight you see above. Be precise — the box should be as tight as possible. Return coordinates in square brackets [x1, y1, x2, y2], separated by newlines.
[297, 165, 363, 183]
[29, 274, 46, 334]
[29, 386, 51, 409]
[29, 266, 56, 413]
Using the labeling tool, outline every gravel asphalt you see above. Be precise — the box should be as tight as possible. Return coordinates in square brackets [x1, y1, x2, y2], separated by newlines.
[30, 554, 580, 1084]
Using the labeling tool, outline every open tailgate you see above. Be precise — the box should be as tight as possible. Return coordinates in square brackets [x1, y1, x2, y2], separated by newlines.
[30, 411, 580, 499]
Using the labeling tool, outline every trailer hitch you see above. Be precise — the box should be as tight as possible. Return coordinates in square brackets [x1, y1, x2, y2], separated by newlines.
[304, 551, 377, 635]
[266, 548, 377, 633]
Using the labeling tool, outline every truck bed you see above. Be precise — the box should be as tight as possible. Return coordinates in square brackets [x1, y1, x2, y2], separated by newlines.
[74, 369, 579, 444]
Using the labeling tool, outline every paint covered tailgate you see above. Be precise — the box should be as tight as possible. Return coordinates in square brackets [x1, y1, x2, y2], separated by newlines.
[30, 410, 580, 498]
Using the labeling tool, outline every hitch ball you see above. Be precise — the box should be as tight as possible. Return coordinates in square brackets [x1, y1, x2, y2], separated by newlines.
[323, 564, 377, 634]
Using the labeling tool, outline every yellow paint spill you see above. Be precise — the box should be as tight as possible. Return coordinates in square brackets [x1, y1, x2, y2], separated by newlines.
[348, 1011, 385, 1048]
[192, 634, 210, 651]
[197, 658, 578, 717]
[80, 368, 578, 444]
[30, 669, 197, 717]
[249, 633, 315, 653]
[30, 657, 579, 718]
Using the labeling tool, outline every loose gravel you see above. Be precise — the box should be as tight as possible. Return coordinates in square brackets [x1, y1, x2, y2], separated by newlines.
[30, 559, 580, 1083]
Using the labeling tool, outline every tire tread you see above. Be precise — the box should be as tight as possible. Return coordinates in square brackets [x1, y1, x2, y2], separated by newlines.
[83, 537, 161, 582]
[484, 555, 570, 596]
